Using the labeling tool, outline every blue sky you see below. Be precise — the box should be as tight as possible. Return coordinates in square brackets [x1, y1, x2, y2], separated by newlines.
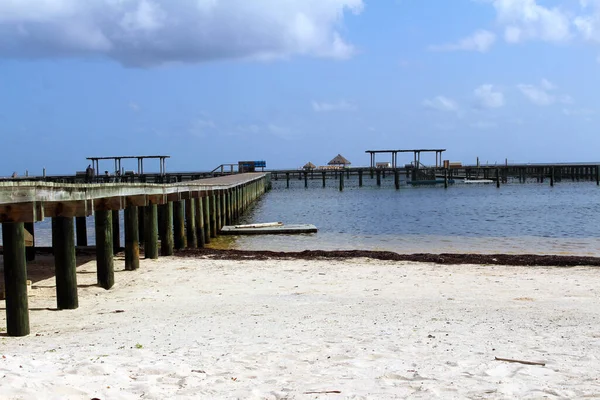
[1, 0, 600, 175]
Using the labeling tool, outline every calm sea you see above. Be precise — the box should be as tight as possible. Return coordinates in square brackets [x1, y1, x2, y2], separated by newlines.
[8, 174, 600, 256]
[209, 174, 600, 256]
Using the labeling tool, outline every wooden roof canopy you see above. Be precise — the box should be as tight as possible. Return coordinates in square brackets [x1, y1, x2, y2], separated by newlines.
[328, 154, 351, 166]
[303, 162, 316, 169]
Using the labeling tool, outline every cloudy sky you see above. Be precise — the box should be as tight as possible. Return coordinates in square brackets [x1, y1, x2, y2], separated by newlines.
[1, 0, 600, 174]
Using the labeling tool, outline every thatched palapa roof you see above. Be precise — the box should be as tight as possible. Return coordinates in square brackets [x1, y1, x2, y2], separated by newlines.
[303, 162, 316, 170]
[328, 154, 351, 166]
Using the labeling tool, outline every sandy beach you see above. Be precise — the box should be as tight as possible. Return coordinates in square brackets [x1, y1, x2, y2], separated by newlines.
[2, 255, 600, 399]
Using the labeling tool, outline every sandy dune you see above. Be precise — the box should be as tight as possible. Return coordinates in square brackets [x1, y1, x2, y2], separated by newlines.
[1, 256, 600, 399]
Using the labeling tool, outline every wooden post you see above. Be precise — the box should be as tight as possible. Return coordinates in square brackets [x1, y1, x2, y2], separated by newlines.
[138, 206, 145, 244]
[224, 190, 231, 226]
[210, 193, 217, 238]
[550, 167, 555, 187]
[216, 191, 223, 231]
[322, 171, 326, 188]
[304, 171, 308, 188]
[221, 191, 227, 228]
[203, 194, 211, 243]
[112, 210, 120, 254]
[185, 198, 197, 248]
[370, 168, 374, 179]
[286, 172, 290, 188]
[24, 222, 35, 262]
[95, 210, 114, 289]
[376, 169, 381, 186]
[339, 169, 344, 191]
[52, 216, 78, 309]
[496, 169, 500, 188]
[2, 222, 30, 336]
[394, 169, 399, 190]
[358, 170, 363, 187]
[159, 202, 174, 256]
[124, 205, 139, 270]
[144, 204, 158, 259]
[195, 196, 205, 248]
[444, 169, 448, 189]
[75, 216, 87, 247]
[173, 201, 185, 250]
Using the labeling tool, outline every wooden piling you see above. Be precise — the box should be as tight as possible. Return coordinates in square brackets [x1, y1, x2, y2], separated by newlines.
[185, 198, 197, 248]
[112, 210, 120, 254]
[2, 222, 30, 336]
[286, 172, 290, 188]
[144, 204, 158, 259]
[216, 191, 223, 231]
[202, 194, 211, 243]
[52, 216, 78, 309]
[24, 222, 35, 261]
[124, 205, 139, 270]
[444, 169, 448, 189]
[75, 216, 87, 247]
[138, 206, 145, 244]
[159, 202, 174, 256]
[322, 171, 326, 188]
[496, 169, 500, 188]
[195, 196, 205, 248]
[339, 170, 344, 191]
[376, 170, 381, 186]
[173, 201, 185, 250]
[597, 166, 599, 186]
[95, 210, 114, 289]
[358, 170, 363, 187]
[550, 167, 555, 187]
[394, 169, 399, 190]
[304, 172, 308, 188]
[210, 193, 217, 238]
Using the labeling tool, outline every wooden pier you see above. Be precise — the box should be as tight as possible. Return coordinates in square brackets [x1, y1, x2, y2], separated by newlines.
[0, 173, 270, 336]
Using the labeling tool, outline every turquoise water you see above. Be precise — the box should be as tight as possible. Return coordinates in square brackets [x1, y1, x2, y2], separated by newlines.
[209, 175, 600, 256]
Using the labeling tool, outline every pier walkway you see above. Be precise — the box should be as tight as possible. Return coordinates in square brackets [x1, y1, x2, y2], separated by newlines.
[0, 173, 270, 336]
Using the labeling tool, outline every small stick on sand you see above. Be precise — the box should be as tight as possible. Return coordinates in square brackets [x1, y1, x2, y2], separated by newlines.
[303, 390, 342, 394]
[495, 356, 546, 366]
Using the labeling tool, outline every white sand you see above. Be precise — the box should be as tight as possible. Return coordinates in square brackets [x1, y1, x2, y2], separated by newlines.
[2, 256, 600, 399]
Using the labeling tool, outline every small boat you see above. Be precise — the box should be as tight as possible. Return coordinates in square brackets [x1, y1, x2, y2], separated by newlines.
[220, 222, 317, 235]
[463, 179, 495, 184]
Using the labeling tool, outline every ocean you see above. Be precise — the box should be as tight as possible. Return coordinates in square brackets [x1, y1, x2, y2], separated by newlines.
[6, 174, 600, 256]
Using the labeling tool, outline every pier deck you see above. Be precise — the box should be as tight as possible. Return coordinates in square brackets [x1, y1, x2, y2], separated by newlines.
[0, 173, 270, 336]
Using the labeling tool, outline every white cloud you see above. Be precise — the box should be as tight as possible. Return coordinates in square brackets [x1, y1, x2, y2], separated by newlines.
[423, 96, 459, 112]
[517, 79, 572, 106]
[429, 30, 496, 52]
[491, 0, 572, 43]
[312, 100, 356, 112]
[474, 84, 504, 108]
[0, 0, 364, 66]
[189, 118, 216, 138]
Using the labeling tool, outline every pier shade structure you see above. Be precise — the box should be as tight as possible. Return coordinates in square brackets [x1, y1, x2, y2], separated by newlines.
[0, 173, 270, 336]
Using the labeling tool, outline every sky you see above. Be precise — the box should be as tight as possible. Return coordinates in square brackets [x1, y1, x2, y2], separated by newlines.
[1, 0, 600, 175]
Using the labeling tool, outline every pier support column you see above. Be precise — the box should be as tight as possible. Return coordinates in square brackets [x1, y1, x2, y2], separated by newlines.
[358, 170, 363, 187]
[394, 169, 400, 190]
[370, 168, 374, 179]
[138, 207, 145, 244]
[95, 210, 114, 289]
[173, 201, 185, 250]
[112, 210, 120, 254]
[444, 169, 448, 189]
[496, 169, 500, 188]
[322, 171, 326, 188]
[195, 196, 205, 248]
[286, 172, 290, 188]
[550, 167, 555, 187]
[52, 216, 78, 309]
[24, 222, 35, 262]
[304, 172, 308, 188]
[185, 198, 197, 248]
[124, 205, 139, 271]
[210, 193, 217, 238]
[159, 202, 174, 256]
[2, 222, 30, 336]
[203, 194, 211, 243]
[144, 204, 158, 259]
[216, 191, 223, 231]
[376, 170, 381, 186]
[339, 170, 344, 191]
[75, 216, 87, 247]
[225, 190, 231, 226]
